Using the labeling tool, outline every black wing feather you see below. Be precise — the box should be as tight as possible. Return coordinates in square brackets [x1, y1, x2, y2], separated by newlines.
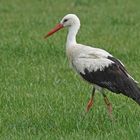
[80, 56, 140, 105]
[107, 56, 128, 77]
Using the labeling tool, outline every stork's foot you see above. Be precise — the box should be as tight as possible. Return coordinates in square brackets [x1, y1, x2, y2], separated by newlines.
[104, 96, 113, 119]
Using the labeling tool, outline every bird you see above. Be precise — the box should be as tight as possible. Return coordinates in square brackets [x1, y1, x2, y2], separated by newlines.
[44, 14, 140, 117]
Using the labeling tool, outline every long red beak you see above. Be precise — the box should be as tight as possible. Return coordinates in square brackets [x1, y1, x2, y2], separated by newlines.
[44, 23, 63, 39]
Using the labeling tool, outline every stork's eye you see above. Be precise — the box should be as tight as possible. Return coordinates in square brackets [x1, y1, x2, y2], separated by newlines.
[63, 19, 68, 22]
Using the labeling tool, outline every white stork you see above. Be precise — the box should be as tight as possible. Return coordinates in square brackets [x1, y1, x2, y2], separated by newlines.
[45, 14, 140, 117]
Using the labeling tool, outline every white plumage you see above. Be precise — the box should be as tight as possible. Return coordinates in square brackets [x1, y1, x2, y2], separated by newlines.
[61, 14, 115, 76]
[66, 44, 114, 74]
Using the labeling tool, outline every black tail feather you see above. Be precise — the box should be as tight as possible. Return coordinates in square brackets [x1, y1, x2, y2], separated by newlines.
[131, 86, 140, 105]
[122, 79, 140, 105]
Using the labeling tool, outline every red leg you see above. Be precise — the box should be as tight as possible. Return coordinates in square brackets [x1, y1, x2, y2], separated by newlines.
[86, 96, 94, 112]
[104, 96, 113, 119]
[86, 88, 95, 112]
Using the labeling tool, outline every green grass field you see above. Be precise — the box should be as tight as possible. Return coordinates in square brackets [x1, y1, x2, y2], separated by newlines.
[1, 0, 140, 139]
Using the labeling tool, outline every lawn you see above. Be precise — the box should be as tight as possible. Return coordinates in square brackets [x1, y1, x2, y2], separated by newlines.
[0, 0, 140, 139]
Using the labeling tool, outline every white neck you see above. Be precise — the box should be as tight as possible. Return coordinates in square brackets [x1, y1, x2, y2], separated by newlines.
[66, 24, 80, 47]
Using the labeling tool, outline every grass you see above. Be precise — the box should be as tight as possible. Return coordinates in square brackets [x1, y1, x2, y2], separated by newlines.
[0, 0, 140, 139]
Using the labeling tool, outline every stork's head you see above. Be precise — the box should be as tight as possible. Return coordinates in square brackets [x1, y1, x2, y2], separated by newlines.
[60, 14, 80, 28]
[45, 14, 80, 38]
